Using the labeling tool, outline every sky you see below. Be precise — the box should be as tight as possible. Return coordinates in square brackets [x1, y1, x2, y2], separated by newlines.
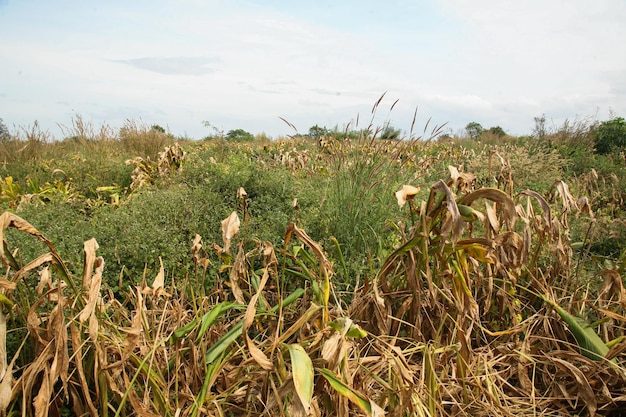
[1, 0, 625, 140]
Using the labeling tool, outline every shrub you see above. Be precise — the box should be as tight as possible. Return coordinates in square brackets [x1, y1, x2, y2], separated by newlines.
[487, 125, 506, 137]
[594, 116, 626, 154]
[225, 128, 254, 142]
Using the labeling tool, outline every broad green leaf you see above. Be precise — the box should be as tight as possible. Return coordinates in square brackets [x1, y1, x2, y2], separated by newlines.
[205, 320, 244, 364]
[542, 296, 610, 361]
[288, 344, 314, 412]
[204, 289, 305, 364]
[196, 302, 240, 343]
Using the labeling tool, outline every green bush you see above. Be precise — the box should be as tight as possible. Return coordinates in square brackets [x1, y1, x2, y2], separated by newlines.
[594, 116, 626, 154]
[225, 129, 255, 142]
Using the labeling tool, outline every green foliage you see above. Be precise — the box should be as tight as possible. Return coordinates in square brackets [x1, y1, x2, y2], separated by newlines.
[0, 118, 9, 141]
[465, 122, 484, 139]
[225, 128, 254, 142]
[594, 116, 626, 154]
[308, 125, 329, 140]
[487, 125, 506, 137]
[379, 122, 402, 140]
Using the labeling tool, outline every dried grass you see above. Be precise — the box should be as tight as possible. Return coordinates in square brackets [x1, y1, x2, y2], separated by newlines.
[0, 164, 625, 416]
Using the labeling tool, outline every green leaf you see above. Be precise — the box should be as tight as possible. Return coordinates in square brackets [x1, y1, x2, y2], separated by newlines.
[542, 296, 610, 361]
[196, 302, 240, 343]
[204, 320, 244, 364]
[288, 344, 314, 412]
[319, 367, 372, 415]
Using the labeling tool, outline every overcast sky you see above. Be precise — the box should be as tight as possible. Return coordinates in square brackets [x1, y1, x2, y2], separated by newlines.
[1, 0, 625, 139]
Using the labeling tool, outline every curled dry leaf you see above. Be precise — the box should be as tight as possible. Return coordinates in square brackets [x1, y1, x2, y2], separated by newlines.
[462, 188, 517, 221]
[0, 212, 46, 267]
[78, 256, 104, 323]
[432, 180, 464, 243]
[229, 243, 247, 304]
[82, 238, 99, 290]
[395, 184, 420, 208]
[448, 165, 476, 193]
[191, 234, 202, 265]
[242, 268, 273, 370]
[221, 211, 240, 253]
[153, 256, 165, 290]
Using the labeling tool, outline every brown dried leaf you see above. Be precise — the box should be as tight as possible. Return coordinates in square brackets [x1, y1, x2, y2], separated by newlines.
[518, 189, 552, 226]
[550, 357, 597, 416]
[69, 323, 98, 416]
[229, 243, 247, 304]
[485, 201, 500, 234]
[242, 268, 273, 370]
[33, 366, 51, 417]
[432, 180, 463, 243]
[12, 253, 55, 285]
[285, 223, 332, 279]
[552, 180, 577, 213]
[0, 311, 5, 383]
[0, 361, 12, 416]
[78, 256, 104, 323]
[151, 257, 170, 297]
[221, 211, 240, 253]
[81, 238, 99, 289]
[48, 298, 69, 396]
[121, 288, 144, 358]
[447, 165, 476, 193]
[0, 278, 14, 293]
[395, 184, 420, 208]
[459, 187, 517, 230]
[191, 234, 202, 265]
[577, 196, 594, 217]
[0, 212, 46, 266]
[36, 266, 51, 296]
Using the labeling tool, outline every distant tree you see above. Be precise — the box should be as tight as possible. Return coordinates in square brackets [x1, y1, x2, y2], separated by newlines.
[151, 124, 166, 134]
[0, 118, 9, 141]
[487, 126, 506, 137]
[380, 123, 402, 140]
[533, 114, 547, 139]
[308, 125, 329, 140]
[226, 128, 254, 142]
[465, 122, 484, 140]
[594, 116, 626, 154]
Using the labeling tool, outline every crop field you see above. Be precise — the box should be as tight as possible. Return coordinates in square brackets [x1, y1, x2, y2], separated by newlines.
[0, 112, 625, 416]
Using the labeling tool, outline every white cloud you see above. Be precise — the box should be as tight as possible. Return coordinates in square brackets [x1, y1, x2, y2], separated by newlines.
[0, 0, 624, 138]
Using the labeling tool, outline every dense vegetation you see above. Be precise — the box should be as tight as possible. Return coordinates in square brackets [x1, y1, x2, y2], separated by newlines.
[0, 109, 625, 416]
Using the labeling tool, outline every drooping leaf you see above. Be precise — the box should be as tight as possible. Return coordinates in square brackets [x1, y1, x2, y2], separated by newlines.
[319, 367, 382, 416]
[395, 184, 420, 208]
[243, 268, 273, 370]
[288, 344, 314, 413]
[221, 211, 240, 252]
[542, 295, 610, 361]
[459, 187, 517, 229]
